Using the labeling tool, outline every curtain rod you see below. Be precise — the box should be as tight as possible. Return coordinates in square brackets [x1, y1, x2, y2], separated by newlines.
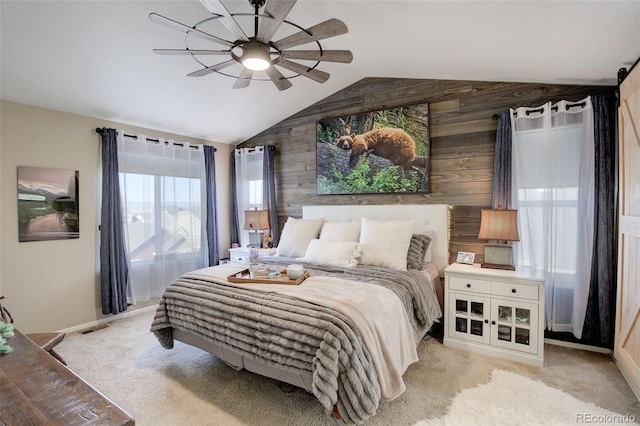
[235, 146, 263, 153]
[493, 101, 587, 120]
[95, 128, 216, 151]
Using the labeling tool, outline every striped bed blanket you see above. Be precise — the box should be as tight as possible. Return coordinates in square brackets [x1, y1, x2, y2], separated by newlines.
[151, 261, 441, 424]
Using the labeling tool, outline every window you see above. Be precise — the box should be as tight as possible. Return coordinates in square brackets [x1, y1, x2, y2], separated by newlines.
[120, 173, 202, 263]
[247, 178, 263, 209]
[117, 133, 207, 303]
[234, 147, 265, 247]
[516, 187, 580, 276]
[511, 99, 594, 337]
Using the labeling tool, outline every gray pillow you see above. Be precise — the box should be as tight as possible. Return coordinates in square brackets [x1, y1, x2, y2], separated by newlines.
[406, 234, 432, 270]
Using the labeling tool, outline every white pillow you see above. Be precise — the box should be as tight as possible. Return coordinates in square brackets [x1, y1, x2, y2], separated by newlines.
[276, 217, 324, 258]
[319, 221, 361, 242]
[297, 239, 361, 268]
[358, 217, 415, 271]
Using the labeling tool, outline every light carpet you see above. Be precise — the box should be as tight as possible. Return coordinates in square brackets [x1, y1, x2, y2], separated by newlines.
[55, 309, 639, 425]
[415, 369, 638, 426]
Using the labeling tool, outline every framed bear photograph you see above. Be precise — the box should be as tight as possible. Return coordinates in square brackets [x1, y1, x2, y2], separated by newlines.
[315, 102, 430, 195]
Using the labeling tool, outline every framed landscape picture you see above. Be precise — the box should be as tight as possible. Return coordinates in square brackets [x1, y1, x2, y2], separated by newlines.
[18, 166, 79, 242]
[316, 102, 429, 195]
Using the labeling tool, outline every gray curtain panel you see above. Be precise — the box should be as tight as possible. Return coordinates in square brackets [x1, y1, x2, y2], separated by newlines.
[230, 151, 240, 247]
[263, 145, 279, 246]
[99, 128, 129, 315]
[582, 95, 616, 347]
[491, 109, 513, 209]
[204, 145, 220, 266]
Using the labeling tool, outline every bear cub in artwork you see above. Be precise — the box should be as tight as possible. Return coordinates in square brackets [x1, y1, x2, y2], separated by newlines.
[335, 127, 417, 168]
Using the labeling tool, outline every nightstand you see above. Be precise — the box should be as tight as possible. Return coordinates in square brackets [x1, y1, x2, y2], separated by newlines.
[228, 247, 277, 264]
[443, 263, 545, 367]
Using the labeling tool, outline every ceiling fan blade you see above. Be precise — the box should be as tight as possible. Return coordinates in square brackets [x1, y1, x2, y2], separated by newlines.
[187, 59, 236, 77]
[199, 0, 249, 42]
[256, 0, 297, 44]
[281, 50, 353, 63]
[153, 49, 231, 56]
[265, 66, 293, 91]
[149, 13, 234, 47]
[273, 18, 348, 50]
[276, 59, 329, 83]
[234, 68, 254, 89]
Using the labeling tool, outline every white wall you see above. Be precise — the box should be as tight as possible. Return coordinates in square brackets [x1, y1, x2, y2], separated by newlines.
[0, 100, 233, 333]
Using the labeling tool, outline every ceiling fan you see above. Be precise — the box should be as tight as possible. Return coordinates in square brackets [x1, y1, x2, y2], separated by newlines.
[150, 0, 353, 91]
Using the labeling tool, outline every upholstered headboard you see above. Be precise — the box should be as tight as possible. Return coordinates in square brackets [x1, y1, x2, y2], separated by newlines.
[302, 204, 450, 273]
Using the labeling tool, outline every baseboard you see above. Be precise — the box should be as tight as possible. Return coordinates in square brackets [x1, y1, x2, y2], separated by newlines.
[59, 305, 157, 334]
[544, 338, 611, 354]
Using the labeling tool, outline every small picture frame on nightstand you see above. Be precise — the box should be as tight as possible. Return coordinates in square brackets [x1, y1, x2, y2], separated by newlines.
[456, 251, 475, 265]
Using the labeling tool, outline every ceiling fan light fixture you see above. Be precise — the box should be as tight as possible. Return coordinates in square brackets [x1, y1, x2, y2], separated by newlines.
[241, 43, 270, 71]
[152, 0, 352, 90]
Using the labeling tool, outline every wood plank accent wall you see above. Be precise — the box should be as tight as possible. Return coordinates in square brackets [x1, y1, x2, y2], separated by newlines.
[240, 78, 613, 264]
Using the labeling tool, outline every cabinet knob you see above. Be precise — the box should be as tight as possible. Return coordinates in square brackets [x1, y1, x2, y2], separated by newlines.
[466, 283, 471, 288]
[511, 288, 517, 293]
[484, 319, 489, 324]
[491, 321, 496, 325]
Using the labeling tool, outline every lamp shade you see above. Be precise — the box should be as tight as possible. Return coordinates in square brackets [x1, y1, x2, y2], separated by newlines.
[478, 209, 519, 242]
[244, 209, 270, 231]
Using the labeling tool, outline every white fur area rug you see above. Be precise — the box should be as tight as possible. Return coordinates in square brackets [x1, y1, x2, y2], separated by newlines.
[414, 369, 638, 426]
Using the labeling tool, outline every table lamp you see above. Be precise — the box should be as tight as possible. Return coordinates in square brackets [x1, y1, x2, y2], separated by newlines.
[244, 209, 270, 248]
[478, 207, 519, 270]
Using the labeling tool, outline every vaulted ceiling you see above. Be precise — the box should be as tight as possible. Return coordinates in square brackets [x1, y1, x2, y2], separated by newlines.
[2, 1, 639, 144]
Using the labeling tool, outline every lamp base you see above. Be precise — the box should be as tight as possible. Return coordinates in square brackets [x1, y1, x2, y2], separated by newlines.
[248, 232, 263, 248]
[482, 243, 515, 271]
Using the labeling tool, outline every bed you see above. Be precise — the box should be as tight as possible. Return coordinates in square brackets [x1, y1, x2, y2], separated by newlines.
[151, 204, 449, 424]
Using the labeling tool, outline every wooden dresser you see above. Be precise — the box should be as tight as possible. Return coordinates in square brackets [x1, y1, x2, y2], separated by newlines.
[0, 329, 134, 425]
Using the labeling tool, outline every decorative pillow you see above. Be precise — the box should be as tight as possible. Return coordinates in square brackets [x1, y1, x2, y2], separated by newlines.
[406, 234, 432, 270]
[319, 221, 361, 242]
[421, 230, 436, 263]
[297, 239, 361, 268]
[276, 217, 324, 258]
[358, 217, 415, 271]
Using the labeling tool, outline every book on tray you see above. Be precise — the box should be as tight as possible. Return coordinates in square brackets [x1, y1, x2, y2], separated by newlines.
[252, 266, 282, 279]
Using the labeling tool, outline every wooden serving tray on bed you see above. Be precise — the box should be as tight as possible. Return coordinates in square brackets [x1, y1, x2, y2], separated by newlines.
[228, 269, 309, 285]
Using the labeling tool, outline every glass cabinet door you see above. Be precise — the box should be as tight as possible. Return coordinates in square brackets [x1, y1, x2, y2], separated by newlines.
[492, 299, 538, 354]
[448, 293, 490, 344]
